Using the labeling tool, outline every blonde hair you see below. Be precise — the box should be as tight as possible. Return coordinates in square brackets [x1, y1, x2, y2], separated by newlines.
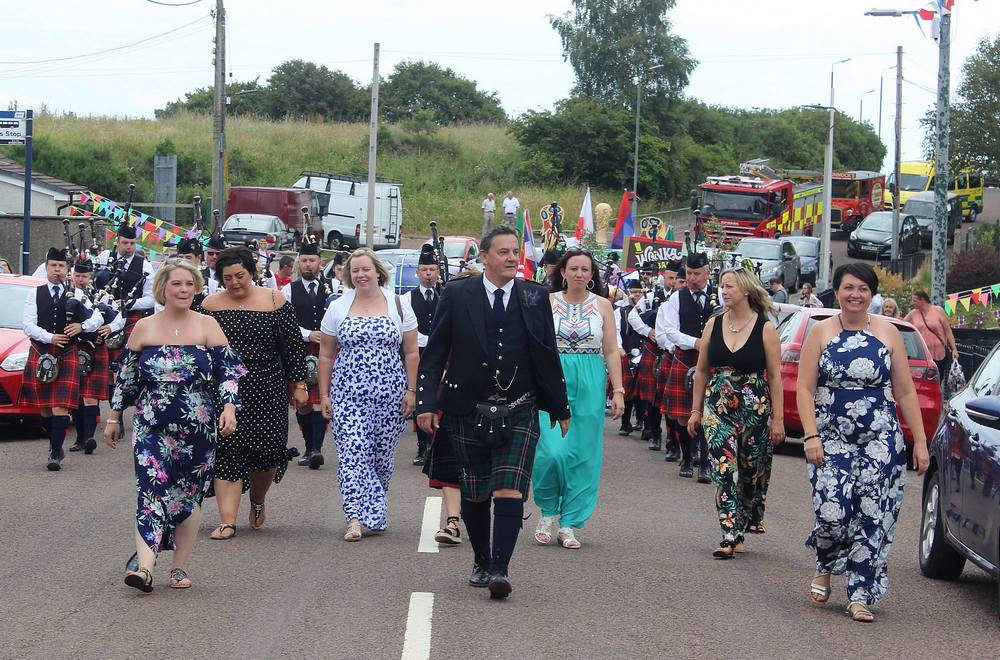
[153, 258, 204, 305]
[342, 248, 390, 289]
[718, 268, 775, 318]
[880, 297, 900, 317]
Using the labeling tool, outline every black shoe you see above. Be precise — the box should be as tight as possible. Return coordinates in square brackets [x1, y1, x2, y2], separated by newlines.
[679, 461, 693, 478]
[617, 424, 633, 437]
[468, 563, 490, 588]
[697, 465, 711, 484]
[83, 437, 97, 455]
[647, 436, 662, 451]
[46, 452, 62, 471]
[663, 445, 680, 462]
[488, 572, 512, 599]
[633, 420, 644, 433]
[297, 451, 312, 467]
[308, 451, 325, 470]
[412, 452, 426, 466]
[68, 440, 84, 452]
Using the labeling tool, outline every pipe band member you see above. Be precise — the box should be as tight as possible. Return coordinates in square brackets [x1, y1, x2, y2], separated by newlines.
[401, 244, 442, 465]
[96, 223, 156, 367]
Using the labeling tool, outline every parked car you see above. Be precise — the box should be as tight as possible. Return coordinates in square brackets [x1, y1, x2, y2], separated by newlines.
[221, 214, 296, 250]
[847, 211, 921, 259]
[776, 308, 942, 451]
[422, 236, 481, 277]
[0, 274, 43, 424]
[920, 342, 1000, 614]
[902, 191, 962, 248]
[784, 236, 824, 286]
[735, 237, 800, 289]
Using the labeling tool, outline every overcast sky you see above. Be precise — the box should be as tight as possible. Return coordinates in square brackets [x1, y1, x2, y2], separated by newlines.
[3, 0, 998, 172]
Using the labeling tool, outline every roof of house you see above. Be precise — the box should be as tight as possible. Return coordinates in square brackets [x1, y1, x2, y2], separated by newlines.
[0, 156, 84, 195]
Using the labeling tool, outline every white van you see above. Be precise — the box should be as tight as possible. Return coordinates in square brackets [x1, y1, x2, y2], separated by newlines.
[293, 171, 403, 250]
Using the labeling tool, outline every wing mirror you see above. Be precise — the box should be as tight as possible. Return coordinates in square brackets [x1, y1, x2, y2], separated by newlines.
[966, 396, 1000, 431]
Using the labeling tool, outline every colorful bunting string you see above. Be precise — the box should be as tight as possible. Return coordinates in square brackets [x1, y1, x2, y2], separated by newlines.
[943, 280, 1000, 317]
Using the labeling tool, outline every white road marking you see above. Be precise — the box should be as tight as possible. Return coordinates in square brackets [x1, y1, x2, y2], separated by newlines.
[401, 592, 434, 660]
[417, 496, 442, 553]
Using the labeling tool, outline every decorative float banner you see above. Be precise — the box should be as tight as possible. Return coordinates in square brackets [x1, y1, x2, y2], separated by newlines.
[68, 191, 211, 256]
[944, 281, 1000, 316]
[623, 235, 683, 272]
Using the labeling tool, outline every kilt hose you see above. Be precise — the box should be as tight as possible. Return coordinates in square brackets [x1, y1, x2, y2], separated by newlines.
[631, 340, 661, 405]
[79, 343, 111, 401]
[289, 342, 322, 407]
[422, 420, 460, 489]
[665, 347, 699, 420]
[441, 401, 540, 502]
[22, 343, 82, 410]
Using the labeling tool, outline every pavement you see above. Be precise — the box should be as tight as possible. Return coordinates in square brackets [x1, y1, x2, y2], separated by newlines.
[1, 411, 997, 660]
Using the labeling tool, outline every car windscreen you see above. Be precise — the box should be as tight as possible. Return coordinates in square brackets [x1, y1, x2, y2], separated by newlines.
[804, 316, 926, 360]
[902, 200, 935, 218]
[737, 241, 781, 260]
[787, 239, 818, 257]
[442, 243, 466, 259]
[224, 217, 273, 232]
[0, 284, 31, 329]
[701, 190, 768, 220]
[897, 173, 929, 192]
[860, 213, 893, 232]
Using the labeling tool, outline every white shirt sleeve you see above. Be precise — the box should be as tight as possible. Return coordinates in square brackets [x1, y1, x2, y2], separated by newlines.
[396, 290, 418, 333]
[654, 303, 675, 351]
[401, 292, 427, 348]
[663, 293, 700, 351]
[627, 306, 652, 339]
[22, 288, 53, 343]
[129, 261, 156, 311]
[107, 305, 126, 333]
[614, 307, 623, 348]
[281, 283, 311, 339]
[74, 290, 102, 333]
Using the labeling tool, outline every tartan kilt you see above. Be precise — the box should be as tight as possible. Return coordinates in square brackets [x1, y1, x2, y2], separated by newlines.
[632, 348, 659, 404]
[21, 343, 81, 410]
[653, 349, 673, 410]
[609, 352, 636, 399]
[107, 309, 151, 367]
[79, 344, 111, 401]
[289, 343, 322, 407]
[441, 401, 540, 502]
[422, 421, 460, 488]
[664, 348, 698, 419]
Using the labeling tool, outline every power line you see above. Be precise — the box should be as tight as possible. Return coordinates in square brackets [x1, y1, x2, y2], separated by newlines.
[146, 0, 204, 5]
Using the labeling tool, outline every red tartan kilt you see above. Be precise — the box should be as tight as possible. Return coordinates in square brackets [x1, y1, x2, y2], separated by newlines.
[21, 344, 81, 410]
[653, 350, 672, 409]
[79, 344, 111, 401]
[289, 343, 322, 407]
[608, 352, 635, 398]
[632, 350, 659, 404]
[664, 348, 697, 419]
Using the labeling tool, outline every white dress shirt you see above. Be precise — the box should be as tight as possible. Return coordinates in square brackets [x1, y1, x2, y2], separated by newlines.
[653, 300, 676, 352]
[95, 249, 155, 311]
[281, 279, 324, 341]
[662, 288, 706, 351]
[22, 282, 101, 344]
[502, 197, 520, 214]
[482, 275, 515, 310]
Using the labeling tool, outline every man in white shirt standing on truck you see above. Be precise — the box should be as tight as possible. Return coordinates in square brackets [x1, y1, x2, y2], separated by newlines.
[502, 191, 520, 227]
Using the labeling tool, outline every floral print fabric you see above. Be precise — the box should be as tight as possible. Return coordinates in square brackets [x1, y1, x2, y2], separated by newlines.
[112, 345, 247, 554]
[703, 368, 773, 546]
[806, 328, 905, 605]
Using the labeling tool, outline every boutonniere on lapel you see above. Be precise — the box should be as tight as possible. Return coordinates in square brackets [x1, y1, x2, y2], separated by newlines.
[521, 287, 541, 309]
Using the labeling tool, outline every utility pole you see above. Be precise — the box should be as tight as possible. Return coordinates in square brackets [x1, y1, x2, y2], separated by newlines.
[819, 58, 850, 290]
[365, 43, 380, 248]
[891, 46, 903, 261]
[931, 11, 950, 306]
[210, 0, 226, 228]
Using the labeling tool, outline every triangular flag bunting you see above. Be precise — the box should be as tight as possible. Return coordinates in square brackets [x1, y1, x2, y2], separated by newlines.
[971, 290, 981, 306]
[959, 296, 971, 311]
[944, 299, 954, 315]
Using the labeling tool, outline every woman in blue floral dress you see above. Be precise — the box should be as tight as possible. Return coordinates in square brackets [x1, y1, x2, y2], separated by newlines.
[796, 263, 929, 623]
[106, 260, 246, 593]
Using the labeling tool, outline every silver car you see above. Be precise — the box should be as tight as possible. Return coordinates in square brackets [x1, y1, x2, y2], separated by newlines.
[735, 237, 801, 290]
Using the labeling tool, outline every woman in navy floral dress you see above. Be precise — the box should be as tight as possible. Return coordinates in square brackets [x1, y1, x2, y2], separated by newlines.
[796, 263, 929, 623]
[106, 260, 246, 593]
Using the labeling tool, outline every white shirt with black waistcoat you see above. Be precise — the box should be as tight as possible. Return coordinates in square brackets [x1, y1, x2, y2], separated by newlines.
[22, 281, 102, 344]
[400, 284, 438, 348]
[662, 286, 708, 351]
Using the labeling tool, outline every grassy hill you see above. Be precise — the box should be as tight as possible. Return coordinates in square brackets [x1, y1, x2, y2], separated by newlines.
[3, 113, 669, 239]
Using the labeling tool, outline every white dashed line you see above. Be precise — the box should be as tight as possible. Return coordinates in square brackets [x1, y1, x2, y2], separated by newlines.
[417, 496, 442, 553]
[401, 591, 434, 660]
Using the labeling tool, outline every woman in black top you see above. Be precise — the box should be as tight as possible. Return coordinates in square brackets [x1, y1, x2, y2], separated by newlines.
[688, 268, 785, 559]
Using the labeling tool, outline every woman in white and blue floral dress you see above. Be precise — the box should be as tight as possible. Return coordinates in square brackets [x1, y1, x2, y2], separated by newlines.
[796, 263, 929, 623]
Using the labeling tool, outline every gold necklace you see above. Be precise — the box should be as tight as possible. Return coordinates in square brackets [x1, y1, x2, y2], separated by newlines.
[727, 311, 755, 333]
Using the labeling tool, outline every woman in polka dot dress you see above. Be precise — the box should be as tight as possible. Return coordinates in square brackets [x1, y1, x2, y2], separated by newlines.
[319, 249, 419, 542]
[198, 247, 308, 539]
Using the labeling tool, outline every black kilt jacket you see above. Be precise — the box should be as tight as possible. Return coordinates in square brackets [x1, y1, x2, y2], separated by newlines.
[415, 275, 569, 421]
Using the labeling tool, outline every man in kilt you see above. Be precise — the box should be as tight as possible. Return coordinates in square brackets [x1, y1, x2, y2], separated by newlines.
[281, 240, 332, 469]
[614, 278, 644, 436]
[417, 226, 569, 600]
[400, 244, 442, 465]
[95, 223, 155, 371]
[653, 260, 683, 462]
[22, 248, 101, 470]
[627, 262, 666, 449]
[661, 252, 716, 482]
[68, 257, 124, 455]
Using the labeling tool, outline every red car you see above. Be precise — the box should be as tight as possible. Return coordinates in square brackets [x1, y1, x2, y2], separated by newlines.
[777, 308, 942, 448]
[425, 236, 480, 271]
[0, 274, 44, 423]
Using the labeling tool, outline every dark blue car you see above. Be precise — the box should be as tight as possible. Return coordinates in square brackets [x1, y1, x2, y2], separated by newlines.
[920, 343, 1000, 616]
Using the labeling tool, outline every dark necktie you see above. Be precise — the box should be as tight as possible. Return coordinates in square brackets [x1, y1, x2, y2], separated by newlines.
[308, 281, 317, 300]
[52, 285, 61, 303]
[492, 288, 505, 317]
[425, 289, 434, 304]
[694, 290, 705, 309]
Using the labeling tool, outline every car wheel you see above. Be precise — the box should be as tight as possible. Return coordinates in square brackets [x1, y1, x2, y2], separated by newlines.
[326, 232, 343, 250]
[919, 470, 966, 579]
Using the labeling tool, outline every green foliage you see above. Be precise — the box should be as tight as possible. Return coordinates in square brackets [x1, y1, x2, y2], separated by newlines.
[156, 78, 269, 119]
[550, 0, 696, 106]
[380, 61, 505, 124]
[947, 246, 1000, 293]
[264, 60, 362, 121]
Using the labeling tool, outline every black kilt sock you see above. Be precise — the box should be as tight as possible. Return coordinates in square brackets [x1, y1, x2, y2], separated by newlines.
[310, 411, 327, 453]
[621, 401, 634, 427]
[83, 405, 100, 440]
[461, 498, 492, 567]
[40, 415, 52, 437]
[72, 404, 85, 442]
[645, 407, 662, 439]
[50, 415, 71, 458]
[677, 425, 693, 463]
[490, 497, 524, 575]
[295, 412, 313, 453]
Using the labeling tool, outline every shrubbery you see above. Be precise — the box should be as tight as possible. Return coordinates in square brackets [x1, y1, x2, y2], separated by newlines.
[947, 246, 1000, 293]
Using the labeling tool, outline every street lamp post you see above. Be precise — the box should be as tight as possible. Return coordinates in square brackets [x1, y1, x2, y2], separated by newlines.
[817, 58, 850, 290]
[859, 88, 876, 122]
[633, 64, 664, 223]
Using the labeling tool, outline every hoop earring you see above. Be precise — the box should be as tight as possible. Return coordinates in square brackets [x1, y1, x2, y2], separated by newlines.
[586, 280, 595, 290]
[562, 279, 568, 291]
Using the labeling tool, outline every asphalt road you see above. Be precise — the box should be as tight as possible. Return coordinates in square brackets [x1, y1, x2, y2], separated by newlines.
[1, 411, 996, 660]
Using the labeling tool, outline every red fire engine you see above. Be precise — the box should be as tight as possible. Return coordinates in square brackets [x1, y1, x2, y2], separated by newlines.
[694, 160, 824, 239]
[827, 170, 884, 233]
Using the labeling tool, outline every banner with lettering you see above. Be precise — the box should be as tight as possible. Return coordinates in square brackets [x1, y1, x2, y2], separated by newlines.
[623, 236, 683, 272]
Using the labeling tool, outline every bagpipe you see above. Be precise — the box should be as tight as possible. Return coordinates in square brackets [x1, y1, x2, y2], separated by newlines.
[429, 220, 449, 288]
[299, 208, 334, 386]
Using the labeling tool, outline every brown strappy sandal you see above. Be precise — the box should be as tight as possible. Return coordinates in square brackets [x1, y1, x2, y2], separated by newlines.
[434, 516, 463, 545]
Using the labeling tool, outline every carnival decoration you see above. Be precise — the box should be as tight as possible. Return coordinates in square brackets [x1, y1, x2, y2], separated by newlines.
[944, 281, 1000, 318]
[623, 235, 683, 272]
[594, 202, 613, 246]
[538, 201, 565, 252]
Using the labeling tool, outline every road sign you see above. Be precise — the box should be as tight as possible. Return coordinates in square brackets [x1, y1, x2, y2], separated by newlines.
[0, 110, 26, 145]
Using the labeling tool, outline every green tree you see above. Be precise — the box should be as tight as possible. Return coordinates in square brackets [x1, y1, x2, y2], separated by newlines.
[155, 79, 268, 118]
[379, 61, 506, 124]
[550, 0, 696, 108]
[264, 60, 361, 121]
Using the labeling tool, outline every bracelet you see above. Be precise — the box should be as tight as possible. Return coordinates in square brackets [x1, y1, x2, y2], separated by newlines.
[295, 383, 308, 391]
[689, 409, 702, 416]
[803, 433, 820, 442]
[612, 387, 625, 394]
[106, 419, 119, 425]
[407, 387, 416, 393]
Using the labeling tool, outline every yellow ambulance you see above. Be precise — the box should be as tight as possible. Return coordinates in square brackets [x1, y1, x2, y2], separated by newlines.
[885, 160, 984, 221]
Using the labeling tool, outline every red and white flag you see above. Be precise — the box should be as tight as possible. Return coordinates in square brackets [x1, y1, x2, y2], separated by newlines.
[575, 186, 594, 240]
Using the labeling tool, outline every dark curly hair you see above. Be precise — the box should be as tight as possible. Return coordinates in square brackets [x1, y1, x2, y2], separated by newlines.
[215, 246, 257, 284]
[550, 249, 607, 297]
